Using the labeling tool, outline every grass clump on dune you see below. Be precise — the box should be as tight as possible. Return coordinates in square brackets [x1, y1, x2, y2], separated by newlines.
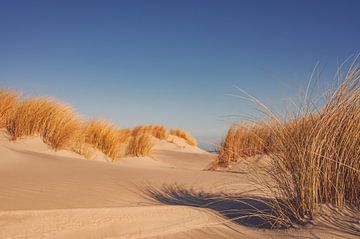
[0, 89, 193, 161]
[169, 128, 197, 146]
[132, 125, 168, 140]
[6, 97, 80, 150]
[216, 64, 360, 225]
[82, 119, 125, 161]
[126, 132, 153, 157]
[0, 90, 19, 128]
[217, 124, 274, 167]
[268, 66, 360, 222]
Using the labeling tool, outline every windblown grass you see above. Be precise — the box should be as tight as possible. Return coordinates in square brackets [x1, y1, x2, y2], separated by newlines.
[126, 132, 153, 157]
[0, 89, 193, 160]
[6, 97, 80, 150]
[169, 128, 197, 146]
[81, 119, 124, 160]
[132, 125, 167, 140]
[217, 124, 275, 167]
[216, 64, 360, 225]
[118, 128, 133, 142]
[0, 90, 19, 128]
[267, 66, 360, 223]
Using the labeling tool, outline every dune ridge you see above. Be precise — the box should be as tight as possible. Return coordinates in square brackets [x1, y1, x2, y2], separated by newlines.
[0, 89, 199, 162]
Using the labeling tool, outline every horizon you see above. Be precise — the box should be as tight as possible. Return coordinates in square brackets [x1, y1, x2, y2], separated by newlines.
[1, 0, 359, 149]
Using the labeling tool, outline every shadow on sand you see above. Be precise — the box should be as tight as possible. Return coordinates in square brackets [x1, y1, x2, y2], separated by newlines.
[142, 184, 360, 236]
[142, 184, 296, 229]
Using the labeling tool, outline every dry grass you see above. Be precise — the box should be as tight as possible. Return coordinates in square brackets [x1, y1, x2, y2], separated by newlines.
[216, 64, 360, 225]
[169, 128, 197, 146]
[0, 90, 172, 160]
[126, 132, 153, 157]
[81, 119, 124, 160]
[132, 125, 167, 140]
[118, 128, 133, 142]
[80, 122, 157, 160]
[267, 66, 360, 223]
[217, 124, 275, 167]
[0, 90, 19, 128]
[6, 97, 80, 150]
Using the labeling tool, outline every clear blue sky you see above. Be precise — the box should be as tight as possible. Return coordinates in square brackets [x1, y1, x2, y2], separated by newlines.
[0, 0, 359, 149]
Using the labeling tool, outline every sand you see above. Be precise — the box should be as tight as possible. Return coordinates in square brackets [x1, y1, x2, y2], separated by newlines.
[0, 129, 358, 238]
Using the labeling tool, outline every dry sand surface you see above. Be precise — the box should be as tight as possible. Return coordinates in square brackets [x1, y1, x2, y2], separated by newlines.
[0, 130, 358, 238]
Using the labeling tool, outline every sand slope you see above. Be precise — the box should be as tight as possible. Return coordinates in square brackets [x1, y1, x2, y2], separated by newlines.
[0, 131, 358, 238]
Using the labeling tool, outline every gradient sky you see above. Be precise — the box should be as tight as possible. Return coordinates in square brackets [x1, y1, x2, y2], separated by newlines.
[0, 0, 359, 149]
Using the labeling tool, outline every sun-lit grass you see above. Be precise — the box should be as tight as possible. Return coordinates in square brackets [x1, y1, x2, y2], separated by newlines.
[126, 131, 153, 157]
[215, 64, 360, 225]
[81, 119, 124, 160]
[169, 128, 197, 146]
[132, 125, 168, 140]
[118, 128, 133, 142]
[267, 66, 360, 223]
[0, 90, 19, 128]
[6, 97, 80, 150]
[216, 122, 278, 167]
[0, 90, 160, 160]
[0, 90, 196, 161]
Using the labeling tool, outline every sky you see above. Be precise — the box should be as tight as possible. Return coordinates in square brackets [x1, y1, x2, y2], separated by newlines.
[0, 0, 359, 149]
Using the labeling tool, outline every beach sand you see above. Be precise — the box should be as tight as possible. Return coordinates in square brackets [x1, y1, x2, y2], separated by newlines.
[0, 129, 358, 238]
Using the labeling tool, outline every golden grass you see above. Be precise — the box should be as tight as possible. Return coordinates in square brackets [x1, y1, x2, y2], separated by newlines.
[6, 97, 80, 150]
[80, 122, 158, 160]
[216, 64, 360, 225]
[118, 128, 133, 142]
[126, 132, 153, 157]
[0, 90, 19, 128]
[0, 90, 190, 161]
[217, 124, 273, 167]
[267, 66, 360, 222]
[132, 125, 167, 140]
[169, 128, 197, 146]
[81, 119, 124, 160]
[215, 122, 275, 167]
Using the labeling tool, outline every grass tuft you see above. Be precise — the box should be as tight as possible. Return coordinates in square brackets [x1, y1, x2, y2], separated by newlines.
[6, 97, 80, 150]
[267, 66, 360, 222]
[217, 123, 276, 167]
[126, 132, 153, 157]
[215, 64, 360, 225]
[0, 90, 19, 128]
[81, 119, 124, 160]
[169, 128, 197, 146]
[132, 125, 168, 140]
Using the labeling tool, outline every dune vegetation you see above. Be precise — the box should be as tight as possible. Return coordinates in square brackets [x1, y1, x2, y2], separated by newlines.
[215, 65, 360, 225]
[132, 125, 168, 140]
[217, 123, 275, 167]
[126, 132, 153, 157]
[169, 128, 197, 146]
[0, 90, 197, 161]
[81, 119, 125, 160]
[0, 90, 19, 128]
[6, 97, 81, 150]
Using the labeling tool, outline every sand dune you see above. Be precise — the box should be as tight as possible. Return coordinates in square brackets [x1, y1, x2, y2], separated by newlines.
[0, 131, 358, 238]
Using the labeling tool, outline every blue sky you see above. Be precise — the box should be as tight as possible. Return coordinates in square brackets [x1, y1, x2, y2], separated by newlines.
[0, 0, 359, 149]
